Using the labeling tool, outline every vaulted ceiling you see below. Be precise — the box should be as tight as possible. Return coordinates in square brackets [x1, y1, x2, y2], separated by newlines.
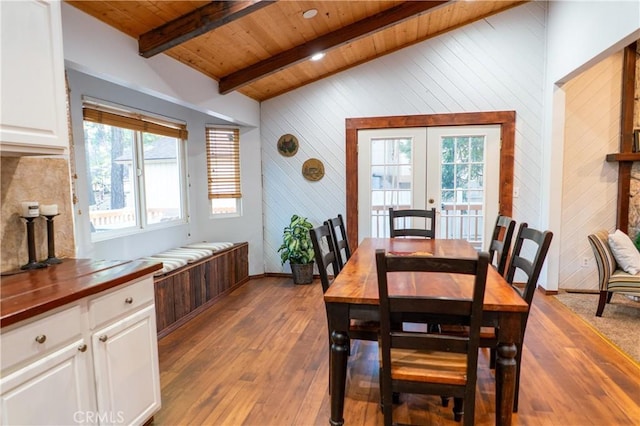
[66, 1, 526, 102]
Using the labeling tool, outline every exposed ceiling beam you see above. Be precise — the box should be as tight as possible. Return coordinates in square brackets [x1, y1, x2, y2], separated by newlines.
[139, 0, 276, 58]
[218, 1, 449, 95]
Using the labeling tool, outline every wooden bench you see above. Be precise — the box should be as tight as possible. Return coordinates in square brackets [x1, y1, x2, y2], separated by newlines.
[152, 242, 249, 338]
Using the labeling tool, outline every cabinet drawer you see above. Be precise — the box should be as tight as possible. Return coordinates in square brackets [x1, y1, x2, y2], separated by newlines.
[1, 305, 83, 372]
[89, 276, 154, 328]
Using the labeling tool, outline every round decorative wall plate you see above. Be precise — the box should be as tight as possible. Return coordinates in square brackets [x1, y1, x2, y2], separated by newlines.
[277, 134, 299, 157]
[302, 158, 325, 181]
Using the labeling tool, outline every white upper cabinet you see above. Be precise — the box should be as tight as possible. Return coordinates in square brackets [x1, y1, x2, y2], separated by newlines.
[0, 0, 68, 156]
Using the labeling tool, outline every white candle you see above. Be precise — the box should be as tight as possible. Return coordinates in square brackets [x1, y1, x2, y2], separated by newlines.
[40, 204, 58, 216]
[21, 201, 39, 217]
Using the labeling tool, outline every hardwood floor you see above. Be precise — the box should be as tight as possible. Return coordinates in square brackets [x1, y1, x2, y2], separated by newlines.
[154, 276, 640, 425]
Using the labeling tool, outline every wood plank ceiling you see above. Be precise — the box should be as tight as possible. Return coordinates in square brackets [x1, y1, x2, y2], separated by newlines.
[66, 0, 527, 102]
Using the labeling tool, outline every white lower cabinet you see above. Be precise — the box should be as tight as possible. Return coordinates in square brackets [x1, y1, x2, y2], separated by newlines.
[0, 276, 161, 426]
[0, 339, 94, 425]
[92, 305, 161, 426]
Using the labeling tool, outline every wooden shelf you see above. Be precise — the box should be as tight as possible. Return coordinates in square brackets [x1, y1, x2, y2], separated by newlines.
[606, 153, 640, 162]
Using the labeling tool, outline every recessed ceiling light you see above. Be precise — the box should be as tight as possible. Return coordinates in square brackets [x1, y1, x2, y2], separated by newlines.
[302, 9, 318, 19]
[310, 52, 325, 61]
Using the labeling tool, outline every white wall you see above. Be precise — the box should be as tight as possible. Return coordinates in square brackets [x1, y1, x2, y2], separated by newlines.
[546, 1, 640, 85]
[61, 4, 265, 275]
[261, 2, 548, 273]
[542, 1, 640, 291]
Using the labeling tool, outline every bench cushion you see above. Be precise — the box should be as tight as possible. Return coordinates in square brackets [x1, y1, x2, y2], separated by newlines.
[140, 256, 188, 276]
[140, 242, 236, 276]
[153, 248, 213, 262]
[184, 242, 234, 251]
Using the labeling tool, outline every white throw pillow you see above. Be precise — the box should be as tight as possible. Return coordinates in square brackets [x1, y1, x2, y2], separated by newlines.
[608, 229, 640, 275]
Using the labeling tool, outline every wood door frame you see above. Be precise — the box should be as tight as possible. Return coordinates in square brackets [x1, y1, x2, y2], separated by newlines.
[346, 111, 515, 250]
[614, 42, 637, 232]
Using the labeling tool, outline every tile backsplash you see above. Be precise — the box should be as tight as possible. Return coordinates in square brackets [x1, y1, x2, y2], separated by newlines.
[1, 157, 75, 272]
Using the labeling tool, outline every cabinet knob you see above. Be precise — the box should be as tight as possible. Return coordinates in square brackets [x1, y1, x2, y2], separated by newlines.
[125, 297, 133, 304]
[99, 335, 108, 342]
[35, 335, 47, 344]
[78, 344, 87, 352]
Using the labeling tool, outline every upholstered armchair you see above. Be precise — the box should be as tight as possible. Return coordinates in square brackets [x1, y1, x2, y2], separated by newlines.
[587, 230, 640, 316]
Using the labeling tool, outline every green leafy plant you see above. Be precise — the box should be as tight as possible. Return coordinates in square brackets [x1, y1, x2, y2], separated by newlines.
[634, 232, 640, 253]
[278, 214, 315, 265]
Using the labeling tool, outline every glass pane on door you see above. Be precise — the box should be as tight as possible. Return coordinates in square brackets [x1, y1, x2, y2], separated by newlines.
[370, 137, 412, 237]
[438, 135, 486, 249]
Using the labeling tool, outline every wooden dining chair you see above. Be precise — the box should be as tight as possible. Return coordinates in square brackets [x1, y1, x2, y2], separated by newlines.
[309, 225, 378, 345]
[488, 215, 516, 276]
[459, 223, 553, 406]
[375, 249, 490, 426]
[389, 207, 436, 238]
[326, 214, 351, 271]
[439, 223, 552, 412]
[502, 223, 553, 410]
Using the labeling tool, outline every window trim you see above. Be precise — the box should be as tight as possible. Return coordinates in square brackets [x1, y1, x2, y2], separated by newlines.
[82, 99, 189, 240]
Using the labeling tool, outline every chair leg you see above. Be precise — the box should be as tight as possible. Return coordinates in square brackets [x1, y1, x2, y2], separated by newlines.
[441, 396, 450, 407]
[453, 397, 463, 422]
[513, 342, 523, 412]
[379, 368, 393, 426]
[327, 333, 332, 394]
[489, 347, 496, 369]
[596, 290, 609, 317]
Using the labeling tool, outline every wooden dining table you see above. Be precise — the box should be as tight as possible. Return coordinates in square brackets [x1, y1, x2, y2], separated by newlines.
[323, 237, 529, 426]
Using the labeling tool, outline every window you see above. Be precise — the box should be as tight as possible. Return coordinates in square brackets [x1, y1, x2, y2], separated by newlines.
[82, 100, 188, 238]
[206, 126, 241, 216]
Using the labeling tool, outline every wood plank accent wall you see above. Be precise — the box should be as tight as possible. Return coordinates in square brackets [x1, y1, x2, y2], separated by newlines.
[154, 242, 249, 338]
[260, 2, 546, 274]
[558, 54, 622, 291]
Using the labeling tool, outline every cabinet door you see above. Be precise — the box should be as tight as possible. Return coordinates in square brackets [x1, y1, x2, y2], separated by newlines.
[0, 0, 68, 155]
[92, 305, 161, 426]
[0, 340, 94, 425]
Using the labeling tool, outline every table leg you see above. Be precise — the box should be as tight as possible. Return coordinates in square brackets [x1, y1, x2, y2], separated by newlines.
[329, 330, 349, 426]
[495, 312, 522, 426]
[327, 302, 351, 426]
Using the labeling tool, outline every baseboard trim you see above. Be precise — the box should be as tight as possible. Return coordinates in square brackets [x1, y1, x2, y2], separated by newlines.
[537, 286, 558, 296]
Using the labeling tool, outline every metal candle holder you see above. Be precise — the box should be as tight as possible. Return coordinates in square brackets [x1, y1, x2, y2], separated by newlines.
[20, 216, 47, 270]
[43, 214, 62, 264]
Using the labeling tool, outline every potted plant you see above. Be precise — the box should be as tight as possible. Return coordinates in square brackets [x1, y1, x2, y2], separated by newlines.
[278, 214, 315, 284]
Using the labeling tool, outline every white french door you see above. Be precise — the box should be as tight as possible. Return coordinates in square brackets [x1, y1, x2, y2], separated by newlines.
[358, 128, 427, 240]
[358, 125, 500, 250]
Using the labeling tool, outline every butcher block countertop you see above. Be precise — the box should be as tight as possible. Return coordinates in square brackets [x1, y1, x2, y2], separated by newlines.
[0, 259, 162, 328]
